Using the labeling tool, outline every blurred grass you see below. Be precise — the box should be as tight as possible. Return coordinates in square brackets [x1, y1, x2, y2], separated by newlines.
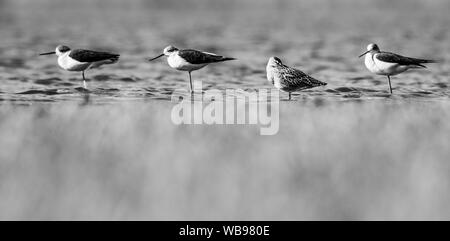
[0, 100, 449, 220]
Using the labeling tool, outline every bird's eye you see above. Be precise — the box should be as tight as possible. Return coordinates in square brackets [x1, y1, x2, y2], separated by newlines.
[58, 46, 70, 52]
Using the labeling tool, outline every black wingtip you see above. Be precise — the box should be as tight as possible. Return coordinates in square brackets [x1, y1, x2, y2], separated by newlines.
[422, 59, 437, 64]
[222, 57, 236, 61]
[111, 55, 120, 60]
[412, 58, 438, 68]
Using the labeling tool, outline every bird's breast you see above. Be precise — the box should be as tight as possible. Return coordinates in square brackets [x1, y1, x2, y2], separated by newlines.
[365, 53, 408, 76]
[58, 53, 90, 72]
[364, 53, 381, 74]
[266, 66, 274, 83]
[266, 66, 282, 90]
[167, 54, 206, 71]
[373, 55, 408, 76]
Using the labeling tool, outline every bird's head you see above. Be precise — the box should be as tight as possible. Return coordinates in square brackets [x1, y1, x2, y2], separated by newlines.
[55, 45, 71, 56]
[39, 45, 70, 57]
[267, 56, 283, 68]
[359, 43, 380, 58]
[147, 45, 179, 62]
[163, 45, 179, 56]
[367, 43, 380, 52]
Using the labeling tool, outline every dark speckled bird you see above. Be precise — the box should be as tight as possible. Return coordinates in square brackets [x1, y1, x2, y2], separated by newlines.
[266, 56, 327, 100]
[147, 46, 236, 93]
[40, 45, 119, 89]
[359, 43, 436, 94]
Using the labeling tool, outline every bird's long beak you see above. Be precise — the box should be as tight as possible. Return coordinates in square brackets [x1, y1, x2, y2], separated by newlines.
[39, 51, 56, 56]
[147, 54, 164, 62]
[358, 51, 370, 58]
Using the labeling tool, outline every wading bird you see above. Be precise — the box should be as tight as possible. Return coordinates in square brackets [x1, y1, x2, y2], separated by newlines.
[359, 43, 436, 94]
[40, 45, 120, 89]
[147, 46, 235, 93]
[266, 57, 327, 100]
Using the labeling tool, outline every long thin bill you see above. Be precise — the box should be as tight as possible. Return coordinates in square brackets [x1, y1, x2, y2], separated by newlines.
[147, 54, 164, 62]
[358, 51, 370, 58]
[39, 52, 56, 56]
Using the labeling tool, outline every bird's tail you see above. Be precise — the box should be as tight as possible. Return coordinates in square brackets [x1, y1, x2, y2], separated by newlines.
[412, 58, 437, 68]
[102, 54, 120, 66]
[418, 58, 437, 64]
[89, 54, 120, 69]
[218, 57, 236, 62]
[311, 77, 327, 87]
[318, 80, 327, 86]
[108, 54, 120, 64]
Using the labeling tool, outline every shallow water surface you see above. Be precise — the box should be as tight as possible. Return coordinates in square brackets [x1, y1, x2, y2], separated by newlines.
[0, 0, 448, 104]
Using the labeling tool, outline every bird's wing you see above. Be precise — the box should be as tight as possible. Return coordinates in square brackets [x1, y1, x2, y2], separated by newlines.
[178, 49, 233, 64]
[280, 66, 326, 88]
[375, 52, 435, 66]
[69, 49, 120, 63]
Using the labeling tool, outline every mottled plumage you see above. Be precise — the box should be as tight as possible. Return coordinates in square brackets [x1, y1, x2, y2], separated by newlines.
[266, 57, 326, 100]
[276, 65, 326, 92]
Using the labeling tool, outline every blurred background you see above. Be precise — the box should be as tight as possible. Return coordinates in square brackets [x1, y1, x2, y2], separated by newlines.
[0, 0, 449, 220]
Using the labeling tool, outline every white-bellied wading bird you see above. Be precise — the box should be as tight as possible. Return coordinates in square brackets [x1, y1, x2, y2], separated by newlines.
[147, 46, 235, 93]
[40, 45, 120, 89]
[266, 57, 327, 100]
[359, 43, 436, 94]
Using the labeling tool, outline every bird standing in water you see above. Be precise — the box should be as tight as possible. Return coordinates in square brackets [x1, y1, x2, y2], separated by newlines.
[147, 46, 235, 93]
[359, 43, 436, 94]
[40, 45, 120, 89]
[266, 57, 327, 100]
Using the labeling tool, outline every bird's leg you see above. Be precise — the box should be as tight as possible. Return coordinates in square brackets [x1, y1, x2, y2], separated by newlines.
[289, 92, 291, 101]
[387, 75, 392, 94]
[188, 71, 193, 94]
[82, 71, 87, 89]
